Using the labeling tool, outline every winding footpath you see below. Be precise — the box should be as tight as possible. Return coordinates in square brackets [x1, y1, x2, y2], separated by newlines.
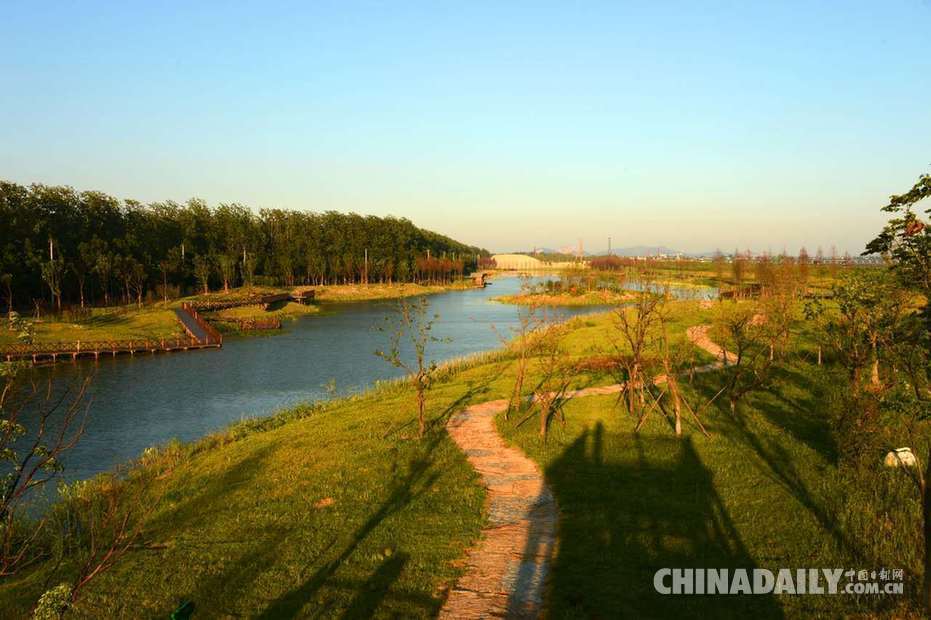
[440, 323, 729, 619]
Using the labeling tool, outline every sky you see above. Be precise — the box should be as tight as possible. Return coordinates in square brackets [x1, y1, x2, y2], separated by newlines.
[1, 1, 929, 255]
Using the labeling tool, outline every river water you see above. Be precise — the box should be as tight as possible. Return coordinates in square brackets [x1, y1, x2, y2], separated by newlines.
[36, 275, 615, 484]
[30, 275, 715, 486]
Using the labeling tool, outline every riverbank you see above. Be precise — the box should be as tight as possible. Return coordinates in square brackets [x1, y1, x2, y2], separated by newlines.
[0, 305, 183, 347]
[0, 281, 478, 348]
[493, 290, 634, 306]
[0, 299, 922, 617]
[310, 280, 475, 302]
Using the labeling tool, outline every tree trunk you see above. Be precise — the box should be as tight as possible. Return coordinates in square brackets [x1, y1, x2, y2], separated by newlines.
[923, 446, 931, 612]
[817, 345, 822, 365]
[417, 387, 426, 438]
[870, 343, 881, 388]
[539, 402, 547, 440]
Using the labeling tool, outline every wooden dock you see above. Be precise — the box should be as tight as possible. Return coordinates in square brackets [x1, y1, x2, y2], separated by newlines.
[1, 303, 222, 364]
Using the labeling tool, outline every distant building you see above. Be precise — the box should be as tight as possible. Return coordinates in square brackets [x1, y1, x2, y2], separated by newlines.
[491, 253, 587, 270]
[491, 254, 545, 270]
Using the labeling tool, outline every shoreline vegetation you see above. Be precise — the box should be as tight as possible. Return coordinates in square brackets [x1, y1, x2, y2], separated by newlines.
[1, 281, 480, 346]
[493, 290, 635, 306]
[1, 268, 926, 616]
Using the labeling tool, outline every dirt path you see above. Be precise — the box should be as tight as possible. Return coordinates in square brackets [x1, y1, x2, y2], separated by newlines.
[686, 324, 735, 365]
[441, 323, 723, 618]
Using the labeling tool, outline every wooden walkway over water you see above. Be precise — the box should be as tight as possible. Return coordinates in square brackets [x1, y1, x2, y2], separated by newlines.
[1, 302, 222, 364]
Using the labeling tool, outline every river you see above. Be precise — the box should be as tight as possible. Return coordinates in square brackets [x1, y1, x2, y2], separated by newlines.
[34, 275, 620, 484]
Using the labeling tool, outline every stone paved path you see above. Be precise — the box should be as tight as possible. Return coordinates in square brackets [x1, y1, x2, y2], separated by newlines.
[442, 399, 555, 618]
[440, 323, 724, 618]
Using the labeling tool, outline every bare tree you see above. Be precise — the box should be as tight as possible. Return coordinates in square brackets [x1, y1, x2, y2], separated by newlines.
[0, 364, 90, 577]
[612, 269, 662, 417]
[376, 296, 445, 438]
[493, 276, 542, 419]
[530, 322, 575, 440]
[37, 475, 151, 617]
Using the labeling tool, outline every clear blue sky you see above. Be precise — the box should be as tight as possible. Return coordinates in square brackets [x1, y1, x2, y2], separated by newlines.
[2, 1, 929, 254]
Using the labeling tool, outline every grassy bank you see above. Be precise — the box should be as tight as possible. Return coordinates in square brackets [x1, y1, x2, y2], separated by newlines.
[0, 305, 183, 347]
[1, 282, 477, 347]
[311, 281, 474, 303]
[493, 290, 633, 306]
[0, 298, 923, 617]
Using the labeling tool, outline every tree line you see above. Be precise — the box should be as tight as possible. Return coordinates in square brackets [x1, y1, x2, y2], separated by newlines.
[0, 181, 489, 312]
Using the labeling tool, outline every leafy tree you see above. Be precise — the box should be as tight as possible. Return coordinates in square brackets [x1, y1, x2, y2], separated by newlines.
[193, 255, 212, 295]
[865, 170, 930, 327]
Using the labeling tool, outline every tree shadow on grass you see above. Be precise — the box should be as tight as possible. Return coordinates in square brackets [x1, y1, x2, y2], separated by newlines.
[755, 365, 838, 463]
[338, 552, 409, 620]
[544, 423, 784, 618]
[254, 431, 448, 618]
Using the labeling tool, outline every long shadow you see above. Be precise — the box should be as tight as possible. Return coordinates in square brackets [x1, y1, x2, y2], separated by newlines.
[339, 552, 409, 620]
[754, 365, 838, 462]
[543, 424, 784, 618]
[716, 403, 867, 565]
[255, 431, 447, 618]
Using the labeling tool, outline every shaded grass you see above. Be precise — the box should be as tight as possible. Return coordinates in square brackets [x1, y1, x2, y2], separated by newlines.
[498, 358, 923, 618]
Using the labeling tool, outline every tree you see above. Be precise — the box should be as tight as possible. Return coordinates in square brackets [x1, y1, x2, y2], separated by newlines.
[531, 321, 574, 440]
[0, 179, 491, 309]
[797, 247, 810, 292]
[712, 249, 725, 281]
[612, 269, 662, 417]
[0, 274, 12, 317]
[827, 270, 909, 390]
[0, 364, 89, 576]
[865, 170, 930, 325]
[375, 296, 445, 438]
[242, 250, 256, 290]
[496, 276, 541, 419]
[217, 254, 237, 293]
[193, 255, 212, 295]
[731, 249, 747, 288]
[93, 249, 113, 307]
[40, 257, 64, 314]
[72, 242, 96, 309]
[712, 301, 775, 415]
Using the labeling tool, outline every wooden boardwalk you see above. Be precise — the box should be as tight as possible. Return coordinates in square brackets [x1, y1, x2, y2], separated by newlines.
[1, 303, 222, 364]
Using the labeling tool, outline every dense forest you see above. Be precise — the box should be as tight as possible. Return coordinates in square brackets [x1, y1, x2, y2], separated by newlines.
[0, 181, 489, 312]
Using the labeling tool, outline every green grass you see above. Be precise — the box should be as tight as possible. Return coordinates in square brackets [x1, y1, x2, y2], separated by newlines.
[0, 306, 183, 347]
[313, 281, 473, 303]
[497, 359, 922, 618]
[208, 300, 321, 324]
[494, 290, 633, 306]
[0, 371, 502, 618]
[0, 298, 924, 617]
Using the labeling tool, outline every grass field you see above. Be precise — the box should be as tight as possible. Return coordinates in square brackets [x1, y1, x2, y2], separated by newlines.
[0, 306, 183, 347]
[0, 298, 924, 617]
[498, 361, 921, 618]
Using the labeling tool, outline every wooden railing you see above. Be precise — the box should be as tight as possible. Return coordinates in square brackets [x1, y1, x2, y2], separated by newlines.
[180, 303, 223, 345]
[0, 335, 205, 361]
